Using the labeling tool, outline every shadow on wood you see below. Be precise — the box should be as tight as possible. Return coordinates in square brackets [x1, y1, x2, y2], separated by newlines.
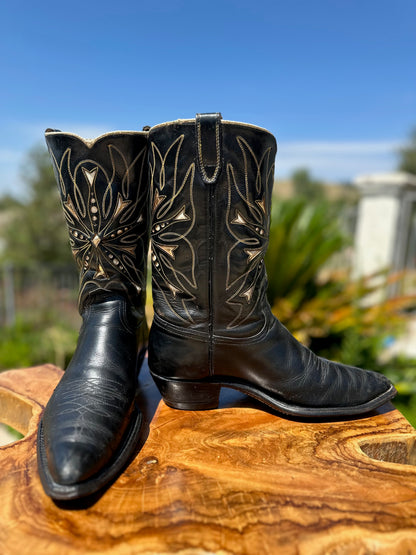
[1, 362, 416, 554]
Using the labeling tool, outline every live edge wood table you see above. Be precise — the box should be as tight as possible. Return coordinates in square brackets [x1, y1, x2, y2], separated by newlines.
[1, 363, 416, 555]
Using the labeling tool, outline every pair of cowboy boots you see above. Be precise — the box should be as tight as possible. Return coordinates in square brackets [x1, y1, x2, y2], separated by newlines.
[38, 113, 396, 500]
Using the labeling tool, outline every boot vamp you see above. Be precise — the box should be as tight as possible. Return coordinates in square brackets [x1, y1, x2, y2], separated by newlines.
[213, 317, 392, 409]
[42, 298, 141, 484]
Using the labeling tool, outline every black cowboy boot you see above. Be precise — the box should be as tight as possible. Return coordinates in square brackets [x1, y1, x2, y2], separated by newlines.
[37, 129, 149, 499]
[148, 113, 396, 417]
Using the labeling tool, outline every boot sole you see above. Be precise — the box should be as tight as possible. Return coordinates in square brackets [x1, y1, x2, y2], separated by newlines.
[37, 402, 143, 501]
[150, 372, 397, 417]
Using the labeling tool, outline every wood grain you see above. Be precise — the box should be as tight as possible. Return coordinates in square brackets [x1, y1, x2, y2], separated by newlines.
[1, 362, 416, 554]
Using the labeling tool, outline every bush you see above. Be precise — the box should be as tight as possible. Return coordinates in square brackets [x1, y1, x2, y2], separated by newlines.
[0, 316, 78, 371]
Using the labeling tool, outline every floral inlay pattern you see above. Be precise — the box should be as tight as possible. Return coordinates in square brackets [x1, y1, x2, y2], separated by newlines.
[149, 135, 197, 323]
[225, 136, 275, 328]
[48, 143, 147, 302]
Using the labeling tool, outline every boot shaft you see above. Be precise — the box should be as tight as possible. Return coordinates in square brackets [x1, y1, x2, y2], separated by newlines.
[149, 114, 277, 337]
[45, 130, 150, 312]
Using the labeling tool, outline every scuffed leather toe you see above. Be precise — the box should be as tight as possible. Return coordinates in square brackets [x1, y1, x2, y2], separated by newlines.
[305, 358, 395, 409]
[48, 441, 102, 485]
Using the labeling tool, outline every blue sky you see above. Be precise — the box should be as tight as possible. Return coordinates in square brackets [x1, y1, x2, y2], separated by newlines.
[0, 0, 415, 196]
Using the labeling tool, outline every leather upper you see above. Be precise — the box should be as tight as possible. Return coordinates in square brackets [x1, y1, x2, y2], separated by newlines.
[40, 131, 149, 491]
[148, 116, 276, 337]
[45, 130, 150, 312]
[148, 115, 394, 410]
[42, 297, 143, 484]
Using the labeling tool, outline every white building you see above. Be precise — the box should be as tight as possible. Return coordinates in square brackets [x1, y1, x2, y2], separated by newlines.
[354, 172, 416, 293]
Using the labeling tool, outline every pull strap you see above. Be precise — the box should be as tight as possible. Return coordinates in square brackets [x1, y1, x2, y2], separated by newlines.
[195, 113, 222, 184]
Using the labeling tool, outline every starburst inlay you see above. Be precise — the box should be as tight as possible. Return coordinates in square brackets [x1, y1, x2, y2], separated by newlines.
[241, 286, 255, 302]
[153, 190, 166, 212]
[245, 249, 262, 263]
[82, 167, 98, 187]
[174, 207, 189, 221]
[232, 212, 246, 225]
[92, 234, 101, 247]
[159, 245, 178, 258]
[256, 198, 266, 213]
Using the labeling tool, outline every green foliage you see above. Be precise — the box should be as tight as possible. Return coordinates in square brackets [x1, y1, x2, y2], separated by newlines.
[0, 195, 22, 211]
[266, 198, 414, 360]
[382, 358, 416, 425]
[398, 128, 416, 175]
[291, 168, 326, 201]
[266, 197, 349, 309]
[0, 144, 72, 267]
[2, 425, 24, 441]
[0, 315, 77, 371]
[0, 145, 79, 373]
[383, 358, 416, 397]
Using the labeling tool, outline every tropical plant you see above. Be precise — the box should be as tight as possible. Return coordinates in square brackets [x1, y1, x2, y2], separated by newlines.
[266, 197, 349, 311]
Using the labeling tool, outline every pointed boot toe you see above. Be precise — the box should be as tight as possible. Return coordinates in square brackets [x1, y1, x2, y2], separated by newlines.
[37, 399, 143, 500]
[48, 441, 102, 486]
[360, 369, 397, 406]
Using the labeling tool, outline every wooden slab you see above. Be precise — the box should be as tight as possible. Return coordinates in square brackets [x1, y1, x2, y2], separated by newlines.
[1, 362, 416, 554]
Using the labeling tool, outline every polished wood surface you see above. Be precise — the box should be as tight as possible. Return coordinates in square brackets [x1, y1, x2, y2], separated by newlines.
[1, 362, 416, 554]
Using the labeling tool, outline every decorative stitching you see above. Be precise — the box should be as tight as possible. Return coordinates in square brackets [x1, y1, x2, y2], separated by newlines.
[48, 143, 147, 305]
[225, 136, 275, 329]
[149, 136, 197, 323]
